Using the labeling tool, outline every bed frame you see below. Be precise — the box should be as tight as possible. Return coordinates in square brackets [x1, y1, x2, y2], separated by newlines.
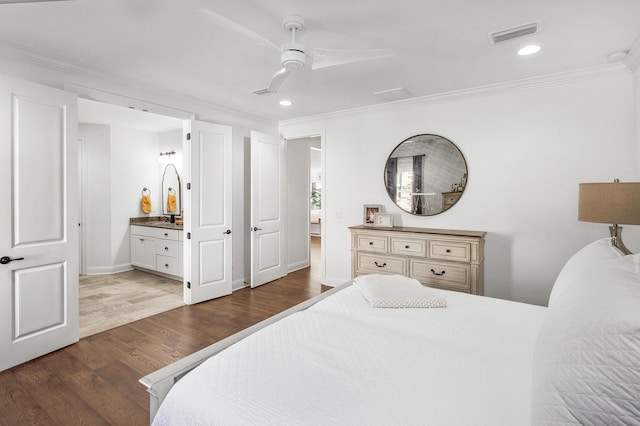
[139, 282, 351, 423]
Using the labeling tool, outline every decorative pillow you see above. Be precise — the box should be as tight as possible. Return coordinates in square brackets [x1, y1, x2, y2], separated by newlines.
[353, 274, 447, 308]
[532, 254, 640, 424]
[548, 238, 623, 308]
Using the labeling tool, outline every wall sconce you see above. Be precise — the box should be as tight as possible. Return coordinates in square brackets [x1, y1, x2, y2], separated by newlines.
[158, 150, 176, 164]
[578, 179, 640, 255]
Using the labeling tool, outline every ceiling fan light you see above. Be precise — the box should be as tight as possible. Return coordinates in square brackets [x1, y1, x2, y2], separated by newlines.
[281, 49, 306, 70]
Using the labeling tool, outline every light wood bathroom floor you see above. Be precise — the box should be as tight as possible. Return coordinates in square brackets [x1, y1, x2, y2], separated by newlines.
[79, 270, 183, 338]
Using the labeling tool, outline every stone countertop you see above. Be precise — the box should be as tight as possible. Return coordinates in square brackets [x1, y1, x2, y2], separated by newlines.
[130, 216, 183, 230]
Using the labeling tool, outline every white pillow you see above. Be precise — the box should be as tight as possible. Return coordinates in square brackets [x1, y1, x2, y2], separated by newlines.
[532, 255, 640, 424]
[353, 274, 447, 308]
[548, 238, 623, 308]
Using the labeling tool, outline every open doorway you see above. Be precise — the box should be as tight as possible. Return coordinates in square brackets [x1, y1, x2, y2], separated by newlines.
[309, 143, 322, 280]
[286, 136, 322, 282]
[77, 98, 185, 337]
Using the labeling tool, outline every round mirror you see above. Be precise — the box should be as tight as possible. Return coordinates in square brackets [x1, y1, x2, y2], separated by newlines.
[384, 134, 467, 216]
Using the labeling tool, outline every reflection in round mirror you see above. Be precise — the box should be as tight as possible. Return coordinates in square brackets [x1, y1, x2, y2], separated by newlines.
[384, 134, 468, 216]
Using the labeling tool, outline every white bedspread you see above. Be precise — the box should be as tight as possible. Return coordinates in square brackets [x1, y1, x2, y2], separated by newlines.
[153, 285, 547, 426]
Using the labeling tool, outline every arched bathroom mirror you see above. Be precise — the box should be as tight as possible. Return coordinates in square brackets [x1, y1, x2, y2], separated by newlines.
[384, 134, 468, 216]
[162, 163, 181, 218]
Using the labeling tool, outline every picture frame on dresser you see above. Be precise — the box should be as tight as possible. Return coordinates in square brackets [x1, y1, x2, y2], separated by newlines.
[373, 213, 393, 227]
[363, 204, 384, 225]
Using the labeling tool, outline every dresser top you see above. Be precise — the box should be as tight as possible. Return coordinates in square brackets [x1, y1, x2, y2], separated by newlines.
[349, 225, 486, 238]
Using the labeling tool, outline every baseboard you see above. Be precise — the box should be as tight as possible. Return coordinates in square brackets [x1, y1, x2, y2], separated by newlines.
[86, 263, 134, 275]
[323, 276, 351, 287]
[288, 260, 310, 273]
[233, 279, 248, 291]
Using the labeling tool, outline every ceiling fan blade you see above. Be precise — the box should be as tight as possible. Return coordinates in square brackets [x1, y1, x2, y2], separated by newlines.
[311, 48, 397, 70]
[197, 8, 280, 52]
[268, 68, 291, 93]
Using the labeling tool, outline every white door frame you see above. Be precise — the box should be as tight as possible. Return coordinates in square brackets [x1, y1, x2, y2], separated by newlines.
[282, 129, 326, 284]
[78, 138, 87, 276]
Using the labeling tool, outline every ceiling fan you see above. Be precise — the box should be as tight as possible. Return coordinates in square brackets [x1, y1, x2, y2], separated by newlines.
[197, 8, 397, 94]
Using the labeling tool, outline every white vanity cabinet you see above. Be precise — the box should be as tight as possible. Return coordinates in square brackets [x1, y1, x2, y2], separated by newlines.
[130, 225, 183, 279]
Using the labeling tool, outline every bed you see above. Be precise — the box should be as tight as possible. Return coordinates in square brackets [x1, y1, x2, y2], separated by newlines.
[141, 238, 640, 425]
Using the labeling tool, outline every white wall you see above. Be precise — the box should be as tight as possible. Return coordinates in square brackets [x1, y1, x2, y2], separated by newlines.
[281, 66, 637, 306]
[111, 126, 161, 269]
[635, 64, 640, 176]
[79, 124, 111, 272]
[80, 123, 162, 273]
[287, 138, 312, 271]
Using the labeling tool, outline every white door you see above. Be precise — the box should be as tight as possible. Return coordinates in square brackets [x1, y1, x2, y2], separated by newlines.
[0, 76, 79, 372]
[250, 131, 287, 287]
[184, 120, 232, 304]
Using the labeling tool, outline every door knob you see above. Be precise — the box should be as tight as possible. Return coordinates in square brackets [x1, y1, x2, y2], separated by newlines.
[0, 256, 25, 265]
[252, 227, 262, 231]
[223, 229, 231, 235]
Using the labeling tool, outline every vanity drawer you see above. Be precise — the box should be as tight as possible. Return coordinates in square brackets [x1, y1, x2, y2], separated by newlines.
[131, 225, 181, 241]
[355, 234, 388, 253]
[429, 240, 470, 263]
[356, 252, 405, 275]
[390, 237, 427, 257]
[156, 255, 181, 276]
[409, 259, 470, 292]
[155, 240, 179, 257]
[153, 228, 181, 241]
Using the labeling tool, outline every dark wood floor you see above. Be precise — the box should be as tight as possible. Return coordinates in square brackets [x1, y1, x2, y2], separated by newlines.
[0, 264, 329, 426]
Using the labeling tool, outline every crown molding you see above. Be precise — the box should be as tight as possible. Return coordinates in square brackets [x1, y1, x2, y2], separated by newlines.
[280, 63, 632, 127]
[0, 39, 276, 127]
[623, 34, 640, 72]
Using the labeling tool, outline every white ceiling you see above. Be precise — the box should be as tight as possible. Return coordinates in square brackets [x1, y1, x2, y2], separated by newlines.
[0, 0, 639, 122]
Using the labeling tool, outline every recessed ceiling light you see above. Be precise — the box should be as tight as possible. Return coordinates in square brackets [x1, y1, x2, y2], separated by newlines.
[279, 99, 292, 107]
[517, 45, 541, 56]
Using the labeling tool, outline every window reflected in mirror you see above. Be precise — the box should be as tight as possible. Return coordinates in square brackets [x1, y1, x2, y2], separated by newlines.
[384, 134, 467, 216]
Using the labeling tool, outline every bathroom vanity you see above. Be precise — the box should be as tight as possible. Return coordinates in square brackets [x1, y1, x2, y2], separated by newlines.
[130, 217, 183, 280]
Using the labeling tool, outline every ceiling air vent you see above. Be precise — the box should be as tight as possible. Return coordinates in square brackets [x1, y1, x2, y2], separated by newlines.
[489, 21, 540, 44]
[373, 87, 413, 102]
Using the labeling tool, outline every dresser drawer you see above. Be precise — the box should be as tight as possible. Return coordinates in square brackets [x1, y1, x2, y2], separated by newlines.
[156, 255, 181, 276]
[429, 240, 471, 263]
[355, 234, 388, 253]
[409, 259, 470, 292]
[155, 240, 180, 257]
[356, 252, 405, 275]
[390, 237, 427, 257]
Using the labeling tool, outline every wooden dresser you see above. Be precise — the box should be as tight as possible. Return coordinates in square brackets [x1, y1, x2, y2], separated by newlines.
[349, 225, 486, 295]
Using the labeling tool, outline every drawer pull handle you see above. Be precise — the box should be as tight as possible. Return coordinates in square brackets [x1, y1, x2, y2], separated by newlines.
[164, 233, 169, 237]
[369, 242, 374, 245]
[446, 249, 451, 253]
[374, 261, 387, 268]
[431, 269, 446, 276]
[164, 264, 169, 268]
[405, 245, 410, 249]
[164, 246, 169, 251]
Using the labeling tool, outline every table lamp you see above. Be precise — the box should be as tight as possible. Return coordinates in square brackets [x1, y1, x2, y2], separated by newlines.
[578, 179, 640, 255]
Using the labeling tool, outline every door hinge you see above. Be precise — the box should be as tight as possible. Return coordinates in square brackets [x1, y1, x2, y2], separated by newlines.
[187, 182, 191, 190]
[187, 232, 191, 239]
[186, 132, 191, 140]
[187, 281, 191, 289]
